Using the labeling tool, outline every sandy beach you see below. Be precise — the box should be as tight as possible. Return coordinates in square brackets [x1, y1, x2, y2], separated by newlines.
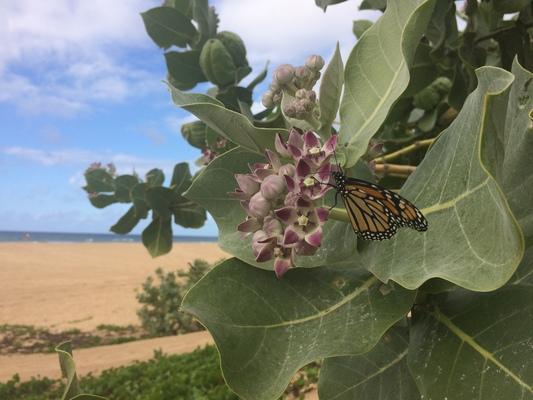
[0, 242, 228, 331]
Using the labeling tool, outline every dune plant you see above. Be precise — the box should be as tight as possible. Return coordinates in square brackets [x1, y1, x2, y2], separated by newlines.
[84, 0, 533, 399]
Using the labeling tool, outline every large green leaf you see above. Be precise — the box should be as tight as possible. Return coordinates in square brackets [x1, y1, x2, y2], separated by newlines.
[165, 50, 207, 91]
[318, 326, 420, 400]
[168, 84, 285, 154]
[365, 67, 524, 291]
[497, 60, 533, 286]
[339, 0, 436, 167]
[408, 285, 533, 399]
[142, 217, 173, 257]
[110, 206, 140, 234]
[141, 6, 197, 49]
[318, 43, 344, 139]
[184, 147, 358, 270]
[181, 258, 416, 400]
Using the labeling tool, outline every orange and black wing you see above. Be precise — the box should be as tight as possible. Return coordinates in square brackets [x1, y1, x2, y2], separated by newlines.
[346, 178, 428, 234]
[341, 182, 398, 241]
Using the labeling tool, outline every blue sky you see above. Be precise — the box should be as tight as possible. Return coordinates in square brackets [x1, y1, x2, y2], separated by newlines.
[0, 0, 379, 235]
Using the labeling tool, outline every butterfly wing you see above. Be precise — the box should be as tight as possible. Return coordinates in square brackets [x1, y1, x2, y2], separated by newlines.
[340, 181, 398, 241]
[346, 178, 428, 233]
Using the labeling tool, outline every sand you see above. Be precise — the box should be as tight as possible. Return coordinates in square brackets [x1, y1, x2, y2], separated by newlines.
[0, 331, 214, 382]
[0, 242, 228, 331]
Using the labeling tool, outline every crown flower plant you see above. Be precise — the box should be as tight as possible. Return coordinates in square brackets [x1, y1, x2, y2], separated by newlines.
[230, 129, 336, 277]
[77, 1, 533, 399]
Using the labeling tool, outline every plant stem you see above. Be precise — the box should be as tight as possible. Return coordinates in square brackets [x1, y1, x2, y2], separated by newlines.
[329, 207, 350, 223]
[373, 163, 416, 177]
[373, 139, 435, 163]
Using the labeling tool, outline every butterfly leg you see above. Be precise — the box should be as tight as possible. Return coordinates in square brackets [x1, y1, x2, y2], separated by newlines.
[329, 191, 339, 211]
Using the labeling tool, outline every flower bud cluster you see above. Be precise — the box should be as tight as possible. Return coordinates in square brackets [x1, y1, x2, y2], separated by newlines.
[230, 129, 337, 278]
[261, 55, 325, 119]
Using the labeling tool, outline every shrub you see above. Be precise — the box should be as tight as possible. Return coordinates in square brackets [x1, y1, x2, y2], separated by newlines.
[136, 259, 217, 336]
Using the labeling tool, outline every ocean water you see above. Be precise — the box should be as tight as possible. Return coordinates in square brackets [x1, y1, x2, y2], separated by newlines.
[0, 231, 217, 243]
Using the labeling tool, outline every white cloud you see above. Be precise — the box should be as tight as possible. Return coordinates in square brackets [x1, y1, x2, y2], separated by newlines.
[3, 146, 178, 175]
[216, 0, 381, 71]
[0, 0, 160, 116]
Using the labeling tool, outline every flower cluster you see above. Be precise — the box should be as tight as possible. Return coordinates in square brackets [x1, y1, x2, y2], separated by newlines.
[230, 129, 337, 278]
[261, 55, 325, 121]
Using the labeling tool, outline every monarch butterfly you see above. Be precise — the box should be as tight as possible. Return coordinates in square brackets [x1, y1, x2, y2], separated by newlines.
[331, 169, 428, 241]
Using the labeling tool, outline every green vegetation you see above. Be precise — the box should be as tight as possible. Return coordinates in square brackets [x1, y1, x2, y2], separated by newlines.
[0, 346, 318, 400]
[0, 324, 142, 355]
[137, 259, 219, 336]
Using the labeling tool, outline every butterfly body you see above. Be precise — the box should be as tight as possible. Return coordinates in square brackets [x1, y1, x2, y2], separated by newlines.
[331, 171, 428, 241]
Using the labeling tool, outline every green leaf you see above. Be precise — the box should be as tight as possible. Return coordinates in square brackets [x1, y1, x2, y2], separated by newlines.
[141, 6, 197, 49]
[408, 285, 533, 399]
[359, 0, 387, 11]
[246, 62, 269, 91]
[172, 200, 206, 228]
[185, 147, 358, 270]
[365, 67, 524, 291]
[145, 187, 174, 220]
[494, 60, 533, 285]
[88, 194, 116, 209]
[145, 168, 165, 187]
[110, 206, 141, 234]
[168, 83, 285, 154]
[492, 0, 531, 13]
[171, 162, 193, 194]
[318, 326, 420, 400]
[181, 258, 416, 400]
[165, 0, 193, 17]
[142, 217, 173, 257]
[315, 0, 347, 11]
[339, 0, 436, 167]
[131, 183, 149, 219]
[318, 43, 344, 139]
[165, 50, 207, 91]
[403, 42, 440, 97]
[352, 20, 373, 39]
[192, 0, 218, 46]
[114, 175, 139, 203]
[55, 341, 107, 400]
[84, 169, 114, 193]
[425, 0, 458, 51]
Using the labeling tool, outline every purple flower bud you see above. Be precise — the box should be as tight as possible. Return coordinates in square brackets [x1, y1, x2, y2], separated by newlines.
[278, 163, 295, 177]
[288, 128, 304, 149]
[295, 89, 307, 99]
[235, 174, 260, 195]
[262, 90, 274, 108]
[248, 192, 271, 218]
[304, 131, 320, 149]
[305, 228, 322, 247]
[238, 218, 261, 233]
[296, 159, 311, 178]
[274, 64, 295, 85]
[263, 216, 283, 236]
[88, 162, 102, 171]
[275, 133, 291, 157]
[260, 174, 286, 200]
[295, 66, 311, 80]
[305, 55, 325, 71]
[265, 149, 281, 171]
[282, 102, 297, 118]
[274, 256, 291, 278]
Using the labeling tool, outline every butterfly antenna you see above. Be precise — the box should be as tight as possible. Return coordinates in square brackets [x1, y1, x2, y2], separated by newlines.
[332, 146, 344, 174]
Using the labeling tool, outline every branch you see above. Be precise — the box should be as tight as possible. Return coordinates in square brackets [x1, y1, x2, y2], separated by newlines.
[372, 139, 435, 163]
